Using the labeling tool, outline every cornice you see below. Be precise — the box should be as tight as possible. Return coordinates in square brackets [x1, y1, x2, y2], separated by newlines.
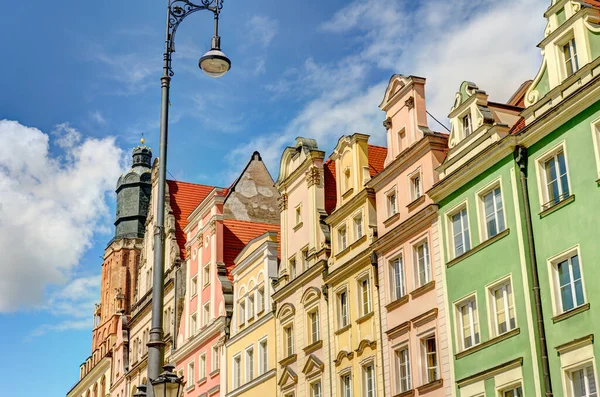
[325, 188, 375, 226]
[457, 357, 523, 387]
[372, 204, 437, 252]
[227, 311, 274, 345]
[273, 261, 325, 301]
[366, 134, 448, 191]
[275, 150, 325, 191]
[67, 356, 111, 396]
[232, 238, 278, 276]
[170, 316, 226, 362]
[187, 189, 226, 228]
[324, 247, 371, 284]
[538, 6, 591, 48]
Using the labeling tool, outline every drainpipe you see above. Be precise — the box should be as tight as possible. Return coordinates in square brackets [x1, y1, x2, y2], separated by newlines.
[513, 146, 553, 396]
[172, 262, 178, 351]
[370, 251, 387, 397]
[322, 264, 334, 397]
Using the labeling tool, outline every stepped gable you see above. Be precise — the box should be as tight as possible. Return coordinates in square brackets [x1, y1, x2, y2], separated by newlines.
[167, 180, 222, 259]
[223, 219, 280, 281]
[324, 159, 337, 215]
[368, 144, 387, 177]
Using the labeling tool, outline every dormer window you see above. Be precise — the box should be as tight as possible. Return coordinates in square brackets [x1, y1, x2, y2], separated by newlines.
[343, 168, 351, 193]
[462, 113, 472, 137]
[562, 37, 579, 78]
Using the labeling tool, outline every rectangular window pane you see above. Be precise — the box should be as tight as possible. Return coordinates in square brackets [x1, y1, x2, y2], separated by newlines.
[391, 258, 405, 300]
[395, 348, 411, 392]
[424, 337, 438, 382]
[417, 242, 430, 286]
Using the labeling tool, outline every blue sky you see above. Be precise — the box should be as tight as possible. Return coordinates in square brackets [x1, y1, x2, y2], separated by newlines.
[0, 0, 548, 395]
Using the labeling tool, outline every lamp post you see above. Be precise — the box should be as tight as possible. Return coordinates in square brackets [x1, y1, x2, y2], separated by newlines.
[148, 1, 230, 395]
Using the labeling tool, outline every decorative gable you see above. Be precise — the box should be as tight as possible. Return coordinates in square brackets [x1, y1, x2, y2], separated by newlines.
[302, 354, 325, 377]
[278, 366, 298, 389]
[448, 82, 495, 149]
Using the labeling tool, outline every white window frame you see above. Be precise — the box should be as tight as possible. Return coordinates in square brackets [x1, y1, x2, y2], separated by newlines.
[301, 247, 309, 271]
[353, 212, 363, 241]
[190, 312, 197, 336]
[203, 301, 210, 326]
[362, 362, 376, 397]
[308, 309, 320, 344]
[239, 300, 246, 327]
[341, 372, 352, 397]
[258, 337, 268, 375]
[211, 345, 219, 372]
[203, 262, 211, 287]
[389, 254, 406, 301]
[535, 141, 572, 211]
[476, 179, 507, 240]
[422, 335, 439, 384]
[394, 345, 411, 394]
[191, 275, 198, 297]
[233, 354, 241, 389]
[188, 360, 195, 385]
[548, 245, 587, 316]
[591, 117, 600, 179]
[408, 169, 422, 202]
[310, 380, 322, 397]
[486, 275, 517, 338]
[248, 293, 255, 320]
[560, 33, 579, 79]
[455, 294, 480, 352]
[245, 346, 254, 383]
[386, 188, 398, 217]
[295, 204, 302, 226]
[284, 324, 294, 357]
[566, 363, 598, 397]
[257, 285, 265, 314]
[413, 238, 431, 288]
[338, 289, 350, 328]
[446, 201, 471, 259]
[199, 353, 206, 381]
[338, 225, 348, 252]
[463, 112, 473, 137]
[358, 275, 371, 316]
[499, 384, 523, 397]
[289, 256, 297, 279]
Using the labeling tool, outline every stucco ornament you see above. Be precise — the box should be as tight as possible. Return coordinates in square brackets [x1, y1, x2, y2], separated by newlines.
[305, 165, 322, 187]
[278, 193, 288, 211]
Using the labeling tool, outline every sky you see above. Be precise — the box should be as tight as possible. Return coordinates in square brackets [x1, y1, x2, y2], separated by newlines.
[0, 0, 548, 395]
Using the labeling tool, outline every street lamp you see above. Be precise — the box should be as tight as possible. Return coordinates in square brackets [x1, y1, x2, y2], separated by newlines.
[133, 385, 148, 397]
[151, 364, 185, 397]
[147, 1, 230, 396]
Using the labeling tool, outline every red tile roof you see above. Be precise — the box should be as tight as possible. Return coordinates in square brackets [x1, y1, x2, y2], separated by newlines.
[509, 117, 526, 135]
[223, 219, 280, 281]
[167, 180, 217, 259]
[324, 159, 337, 215]
[368, 144, 387, 177]
[582, 0, 600, 8]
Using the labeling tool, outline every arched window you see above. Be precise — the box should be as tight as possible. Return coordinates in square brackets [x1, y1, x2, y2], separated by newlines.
[100, 376, 105, 397]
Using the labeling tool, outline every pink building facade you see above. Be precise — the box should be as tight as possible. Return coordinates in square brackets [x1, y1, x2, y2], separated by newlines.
[367, 75, 452, 396]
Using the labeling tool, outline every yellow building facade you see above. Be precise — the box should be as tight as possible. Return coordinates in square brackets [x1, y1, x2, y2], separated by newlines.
[225, 232, 279, 397]
[325, 134, 386, 397]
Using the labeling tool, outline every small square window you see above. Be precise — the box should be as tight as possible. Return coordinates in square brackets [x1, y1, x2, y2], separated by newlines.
[463, 113, 472, 137]
[338, 226, 348, 252]
[456, 297, 480, 351]
[449, 205, 470, 258]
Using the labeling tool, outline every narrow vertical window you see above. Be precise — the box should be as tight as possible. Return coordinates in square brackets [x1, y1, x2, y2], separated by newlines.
[354, 214, 363, 240]
[203, 302, 210, 326]
[284, 325, 294, 356]
[188, 361, 195, 384]
[363, 363, 376, 397]
[339, 291, 349, 327]
[309, 310, 320, 343]
[301, 248, 309, 271]
[387, 191, 397, 217]
[233, 356, 241, 388]
[570, 365, 597, 397]
[248, 293, 255, 319]
[259, 340, 268, 375]
[563, 38, 579, 77]
[390, 257, 405, 301]
[339, 227, 348, 251]
[246, 347, 254, 382]
[239, 301, 246, 326]
[311, 381, 322, 397]
[463, 113, 472, 137]
[295, 205, 302, 226]
[457, 298, 480, 350]
[257, 286, 265, 313]
[482, 186, 505, 238]
[394, 347, 411, 393]
[411, 174, 422, 201]
[423, 336, 438, 383]
[360, 278, 371, 315]
[289, 257, 297, 279]
[341, 373, 352, 397]
[415, 241, 431, 287]
[451, 207, 470, 257]
[543, 150, 570, 208]
[556, 254, 585, 313]
[491, 282, 516, 336]
[199, 353, 206, 380]
[212, 345, 219, 372]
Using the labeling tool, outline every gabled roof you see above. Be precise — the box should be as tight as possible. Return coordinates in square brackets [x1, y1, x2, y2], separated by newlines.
[368, 144, 387, 177]
[582, 0, 600, 8]
[223, 219, 280, 281]
[506, 80, 532, 108]
[324, 159, 336, 215]
[167, 180, 220, 259]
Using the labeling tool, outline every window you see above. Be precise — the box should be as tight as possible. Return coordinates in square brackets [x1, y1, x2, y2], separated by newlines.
[390, 257, 405, 301]
[450, 207, 470, 257]
[339, 291, 349, 327]
[248, 293, 255, 319]
[457, 298, 480, 350]
[188, 361, 195, 384]
[203, 263, 210, 287]
[563, 37, 579, 77]
[246, 347, 254, 382]
[239, 301, 246, 326]
[363, 363, 376, 397]
[414, 241, 431, 287]
[341, 373, 352, 397]
[199, 353, 206, 380]
[394, 347, 411, 393]
[502, 385, 523, 397]
[146, 268, 152, 290]
[259, 339, 268, 375]
[191, 276, 198, 296]
[339, 227, 348, 252]
[360, 278, 371, 316]
[411, 174, 422, 201]
[490, 281, 516, 336]
[309, 310, 320, 343]
[343, 168, 351, 192]
[301, 248, 309, 271]
[289, 257, 297, 279]
[212, 345, 219, 372]
[311, 381, 322, 397]
[569, 365, 597, 397]
[257, 286, 265, 313]
[190, 313, 197, 336]
[423, 336, 438, 383]
[387, 191, 397, 217]
[554, 253, 585, 313]
[541, 149, 570, 209]
[203, 302, 210, 326]
[481, 186, 505, 238]
[351, 215, 363, 241]
[463, 113, 472, 137]
[295, 205, 302, 226]
[284, 325, 294, 357]
[233, 355, 241, 388]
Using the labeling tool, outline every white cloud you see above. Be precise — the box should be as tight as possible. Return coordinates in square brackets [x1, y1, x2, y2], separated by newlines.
[92, 49, 158, 95]
[234, 0, 546, 174]
[91, 110, 106, 125]
[0, 120, 126, 313]
[247, 15, 279, 48]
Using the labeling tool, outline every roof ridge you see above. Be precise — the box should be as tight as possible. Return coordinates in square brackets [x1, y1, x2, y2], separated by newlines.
[167, 179, 221, 189]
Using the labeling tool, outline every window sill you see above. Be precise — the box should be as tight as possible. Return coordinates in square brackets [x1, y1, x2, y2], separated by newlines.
[407, 195, 426, 212]
[293, 222, 303, 232]
[455, 328, 520, 360]
[335, 324, 351, 335]
[191, 293, 198, 298]
[197, 377, 207, 386]
[186, 384, 195, 392]
[335, 245, 351, 259]
[203, 283, 210, 290]
[356, 311, 374, 324]
[552, 303, 590, 323]
[303, 340, 323, 354]
[539, 194, 575, 218]
[278, 354, 297, 367]
[447, 228, 510, 268]
[342, 188, 354, 199]
[209, 369, 220, 378]
[256, 308, 265, 316]
[410, 280, 435, 299]
[383, 212, 400, 227]
[392, 389, 415, 397]
[385, 295, 409, 311]
[416, 378, 443, 394]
